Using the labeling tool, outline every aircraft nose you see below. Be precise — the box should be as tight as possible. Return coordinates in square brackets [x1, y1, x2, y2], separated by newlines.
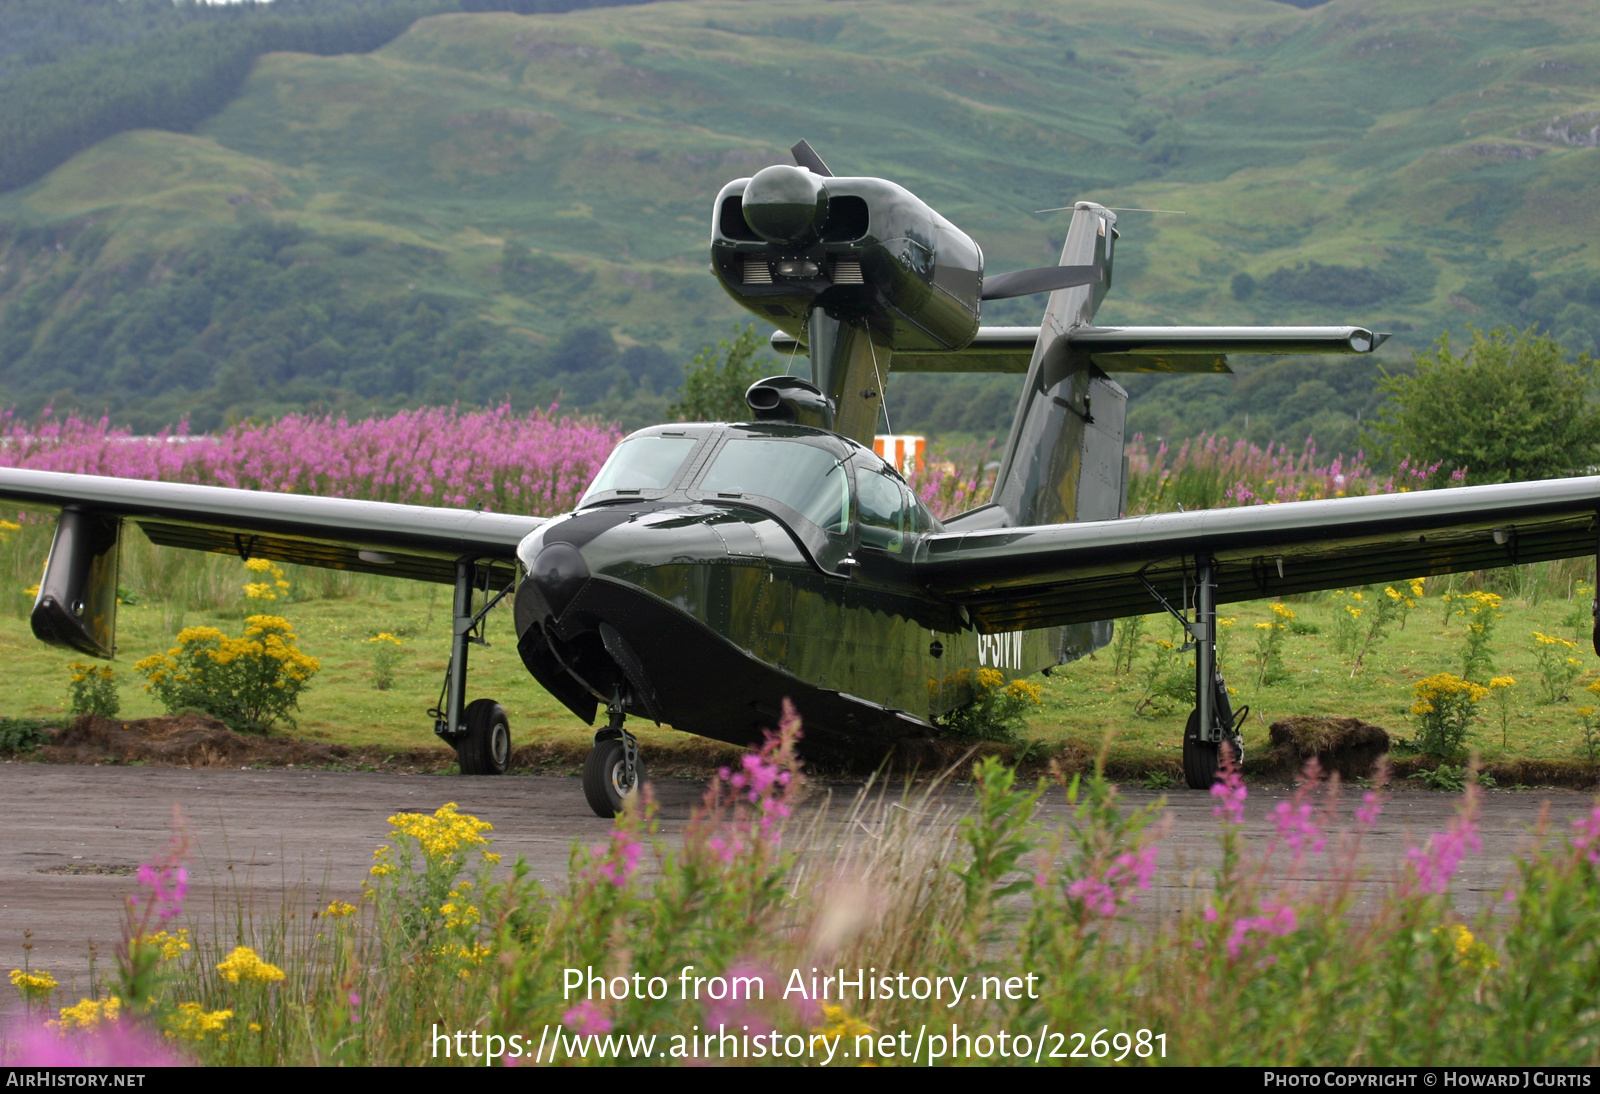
[531, 542, 589, 619]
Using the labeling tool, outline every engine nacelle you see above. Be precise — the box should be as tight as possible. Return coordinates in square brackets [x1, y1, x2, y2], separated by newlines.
[710, 173, 982, 354]
[31, 507, 122, 659]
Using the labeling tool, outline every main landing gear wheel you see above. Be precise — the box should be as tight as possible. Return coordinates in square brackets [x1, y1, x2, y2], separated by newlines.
[583, 736, 646, 818]
[456, 698, 511, 775]
[1183, 708, 1246, 790]
[1182, 708, 1219, 790]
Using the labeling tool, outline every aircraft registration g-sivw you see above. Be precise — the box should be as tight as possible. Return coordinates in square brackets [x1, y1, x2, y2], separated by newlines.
[5, 141, 1598, 815]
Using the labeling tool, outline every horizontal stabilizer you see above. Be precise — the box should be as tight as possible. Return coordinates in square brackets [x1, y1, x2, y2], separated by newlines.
[770, 327, 1038, 374]
[980, 264, 1102, 300]
[772, 324, 1390, 375]
[1071, 325, 1389, 373]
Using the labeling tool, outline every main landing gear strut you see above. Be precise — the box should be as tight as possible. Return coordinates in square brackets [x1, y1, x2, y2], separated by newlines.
[583, 688, 645, 818]
[431, 558, 516, 775]
[1141, 553, 1247, 789]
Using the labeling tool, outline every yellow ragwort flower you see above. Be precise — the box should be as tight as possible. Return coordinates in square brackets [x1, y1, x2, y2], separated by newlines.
[813, 1004, 874, 1042]
[50, 996, 121, 1032]
[165, 1002, 234, 1041]
[138, 929, 190, 962]
[385, 802, 494, 861]
[322, 900, 356, 919]
[10, 968, 58, 999]
[1005, 679, 1044, 704]
[975, 667, 1005, 691]
[215, 946, 285, 985]
[1434, 924, 1500, 973]
[1489, 677, 1516, 690]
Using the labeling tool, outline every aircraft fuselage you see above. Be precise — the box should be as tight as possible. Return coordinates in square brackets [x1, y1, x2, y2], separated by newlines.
[510, 422, 1106, 757]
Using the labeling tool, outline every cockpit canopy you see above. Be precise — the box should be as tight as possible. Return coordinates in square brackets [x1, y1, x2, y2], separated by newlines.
[578, 423, 937, 553]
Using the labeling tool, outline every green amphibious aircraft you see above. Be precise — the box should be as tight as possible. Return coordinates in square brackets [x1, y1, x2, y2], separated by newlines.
[4, 141, 1599, 814]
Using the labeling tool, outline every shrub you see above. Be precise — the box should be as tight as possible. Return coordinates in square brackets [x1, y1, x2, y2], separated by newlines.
[1252, 603, 1294, 687]
[669, 325, 774, 423]
[1489, 677, 1516, 749]
[0, 718, 50, 755]
[1410, 672, 1488, 760]
[940, 668, 1043, 741]
[1330, 590, 1365, 657]
[1136, 625, 1196, 716]
[67, 661, 120, 718]
[368, 633, 405, 691]
[1372, 326, 1600, 486]
[1579, 706, 1600, 764]
[1110, 613, 1147, 675]
[241, 558, 290, 602]
[1532, 631, 1584, 703]
[1458, 591, 1502, 683]
[134, 615, 320, 733]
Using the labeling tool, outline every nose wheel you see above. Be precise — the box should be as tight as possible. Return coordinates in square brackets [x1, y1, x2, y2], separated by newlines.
[583, 700, 645, 817]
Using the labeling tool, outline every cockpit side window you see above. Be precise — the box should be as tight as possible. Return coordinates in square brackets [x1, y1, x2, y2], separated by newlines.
[857, 469, 909, 553]
[580, 435, 699, 504]
[699, 438, 850, 534]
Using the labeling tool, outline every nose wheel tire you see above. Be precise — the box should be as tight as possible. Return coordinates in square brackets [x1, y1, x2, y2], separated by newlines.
[583, 737, 646, 818]
[457, 698, 511, 775]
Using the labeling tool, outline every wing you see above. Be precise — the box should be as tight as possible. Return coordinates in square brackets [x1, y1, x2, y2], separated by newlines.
[0, 467, 543, 586]
[770, 325, 1388, 375]
[914, 476, 1598, 633]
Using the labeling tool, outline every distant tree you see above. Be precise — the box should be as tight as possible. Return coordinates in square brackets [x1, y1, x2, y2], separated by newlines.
[1371, 326, 1600, 486]
[669, 325, 773, 422]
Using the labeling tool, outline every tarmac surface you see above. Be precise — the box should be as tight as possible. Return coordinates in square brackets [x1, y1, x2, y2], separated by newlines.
[0, 761, 1588, 1018]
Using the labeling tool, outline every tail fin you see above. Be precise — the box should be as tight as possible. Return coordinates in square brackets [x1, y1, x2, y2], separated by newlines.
[983, 203, 1128, 528]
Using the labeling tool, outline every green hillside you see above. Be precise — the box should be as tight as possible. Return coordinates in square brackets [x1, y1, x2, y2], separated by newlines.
[0, 0, 1597, 449]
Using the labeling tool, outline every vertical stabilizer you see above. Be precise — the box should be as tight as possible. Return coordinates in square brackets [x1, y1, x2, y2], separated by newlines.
[987, 202, 1128, 528]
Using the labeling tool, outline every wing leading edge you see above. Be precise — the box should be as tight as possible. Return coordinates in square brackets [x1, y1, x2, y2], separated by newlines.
[0, 467, 544, 587]
[914, 476, 1600, 634]
[770, 325, 1388, 375]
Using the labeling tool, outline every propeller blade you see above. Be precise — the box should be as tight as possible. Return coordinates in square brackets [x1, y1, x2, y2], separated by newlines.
[980, 264, 1103, 300]
[790, 139, 834, 178]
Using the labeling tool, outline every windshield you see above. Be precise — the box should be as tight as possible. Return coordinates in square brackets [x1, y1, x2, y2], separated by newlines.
[580, 436, 698, 503]
[699, 439, 850, 533]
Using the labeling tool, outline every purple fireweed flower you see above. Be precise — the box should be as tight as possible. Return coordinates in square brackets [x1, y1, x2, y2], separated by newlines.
[0, 404, 621, 518]
[1355, 791, 1385, 827]
[9, 1022, 187, 1066]
[1226, 902, 1299, 959]
[689, 701, 804, 866]
[1210, 751, 1247, 824]
[705, 960, 782, 1033]
[1068, 842, 1159, 918]
[562, 1000, 611, 1037]
[1404, 787, 1482, 895]
[130, 862, 188, 923]
[1571, 806, 1600, 865]
[1270, 800, 1325, 860]
[594, 829, 644, 888]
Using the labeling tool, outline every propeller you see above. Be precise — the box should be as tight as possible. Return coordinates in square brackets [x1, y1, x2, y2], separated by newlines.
[790, 139, 834, 178]
[980, 264, 1102, 300]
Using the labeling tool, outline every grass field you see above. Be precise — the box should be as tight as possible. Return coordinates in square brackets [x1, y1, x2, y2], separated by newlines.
[6, 519, 1596, 781]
